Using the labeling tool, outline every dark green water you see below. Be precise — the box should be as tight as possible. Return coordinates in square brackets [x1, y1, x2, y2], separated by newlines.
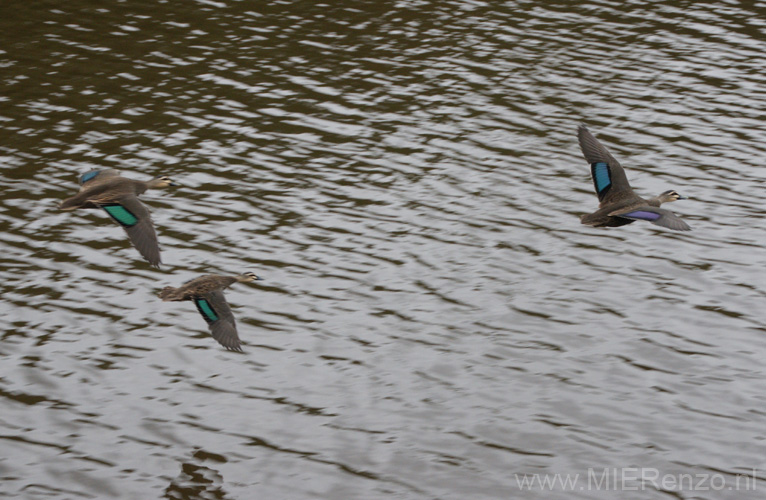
[1, 1, 765, 498]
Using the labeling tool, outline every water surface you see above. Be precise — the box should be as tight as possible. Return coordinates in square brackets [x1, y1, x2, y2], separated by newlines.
[1, 1, 765, 499]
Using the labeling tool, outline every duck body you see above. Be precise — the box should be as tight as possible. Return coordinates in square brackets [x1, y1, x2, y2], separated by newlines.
[578, 125, 691, 232]
[580, 193, 662, 228]
[159, 272, 262, 352]
[61, 172, 149, 210]
[59, 170, 176, 267]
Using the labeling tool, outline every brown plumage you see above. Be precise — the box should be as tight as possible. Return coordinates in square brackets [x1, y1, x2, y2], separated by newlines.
[159, 272, 262, 352]
[578, 125, 691, 231]
[59, 170, 176, 267]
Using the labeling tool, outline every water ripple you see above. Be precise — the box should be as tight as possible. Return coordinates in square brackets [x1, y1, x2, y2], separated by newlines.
[1, 1, 766, 499]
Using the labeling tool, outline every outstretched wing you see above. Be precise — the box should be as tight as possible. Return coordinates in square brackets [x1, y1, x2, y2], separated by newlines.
[79, 169, 120, 189]
[578, 125, 633, 205]
[99, 196, 161, 267]
[193, 290, 242, 352]
[611, 206, 691, 231]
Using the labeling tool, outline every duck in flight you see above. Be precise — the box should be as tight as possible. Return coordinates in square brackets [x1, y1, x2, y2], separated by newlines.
[578, 125, 691, 231]
[158, 272, 263, 352]
[59, 169, 177, 267]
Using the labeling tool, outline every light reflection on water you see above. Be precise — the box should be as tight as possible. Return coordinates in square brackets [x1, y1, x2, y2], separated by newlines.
[1, 1, 765, 498]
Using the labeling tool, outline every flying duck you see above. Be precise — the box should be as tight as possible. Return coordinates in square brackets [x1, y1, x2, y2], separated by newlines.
[158, 272, 262, 352]
[59, 170, 177, 267]
[578, 125, 691, 231]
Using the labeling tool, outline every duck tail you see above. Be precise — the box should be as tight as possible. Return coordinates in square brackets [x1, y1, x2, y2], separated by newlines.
[59, 197, 79, 210]
[158, 286, 181, 301]
[579, 213, 602, 226]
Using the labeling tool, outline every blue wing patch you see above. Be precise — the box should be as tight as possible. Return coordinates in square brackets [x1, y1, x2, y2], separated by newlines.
[101, 204, 139, 227]
[622, 210, 661, 221]
[194, 298, 219, 323]
[591, 162, 611, 198]
[79, 170, 102, 185]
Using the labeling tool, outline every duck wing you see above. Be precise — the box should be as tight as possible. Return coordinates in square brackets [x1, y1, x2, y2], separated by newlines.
[578, 125, 634, 205]
[98, 195, 161, 267]
[610, 206, 691, 231]
[79, 169, 120, 188]
[61, 174, 125, 209]
[192, 290, 242, 352]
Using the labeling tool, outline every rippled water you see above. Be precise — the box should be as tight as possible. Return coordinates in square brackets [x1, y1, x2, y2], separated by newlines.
[2, 1, 766, 499]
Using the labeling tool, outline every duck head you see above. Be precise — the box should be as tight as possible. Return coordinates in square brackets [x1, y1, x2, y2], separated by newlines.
[656, 190, 688, 204]
[237, 272, 263, 283]
[148, 175, 178, 188]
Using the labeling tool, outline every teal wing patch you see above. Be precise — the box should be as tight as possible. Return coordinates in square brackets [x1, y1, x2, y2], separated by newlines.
[101, 203, 139, 227]
[591, 162, 611, 200]
[194, 298, 219, 323]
